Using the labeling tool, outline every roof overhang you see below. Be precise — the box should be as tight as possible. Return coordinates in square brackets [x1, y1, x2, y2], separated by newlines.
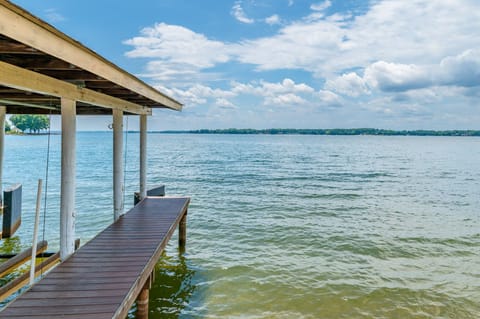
[0, 0, 182, 115]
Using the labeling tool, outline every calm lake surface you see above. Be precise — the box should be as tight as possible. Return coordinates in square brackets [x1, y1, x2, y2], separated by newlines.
[1, 132, 480, 318]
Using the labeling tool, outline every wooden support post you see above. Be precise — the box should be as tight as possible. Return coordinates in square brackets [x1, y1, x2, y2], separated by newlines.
[113, 109, 124, 221]
[139, 114, 147, 200]
[0, 105, 5, 207]
[179, 211, 187, 253]
[60, 98, 76, 261]
[136, 275, 151, 319]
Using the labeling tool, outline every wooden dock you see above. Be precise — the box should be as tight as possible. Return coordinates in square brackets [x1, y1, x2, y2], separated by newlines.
[0, 196, 190, 319]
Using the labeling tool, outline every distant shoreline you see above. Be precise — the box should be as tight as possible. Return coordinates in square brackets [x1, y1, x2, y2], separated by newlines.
[7, 129, 480, 136]
[157, 128, 480, 136]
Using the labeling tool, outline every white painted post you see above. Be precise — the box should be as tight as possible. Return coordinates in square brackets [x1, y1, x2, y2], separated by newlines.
[30, 179, 42, 285]
[0, 106, 5, 206]
[113, 109, 124, 221]
[60, 98, 76, 261]
[139, 114, 147, 200]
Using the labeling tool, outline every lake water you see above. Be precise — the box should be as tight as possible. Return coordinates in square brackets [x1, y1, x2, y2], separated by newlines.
[1, 132, 479, 318]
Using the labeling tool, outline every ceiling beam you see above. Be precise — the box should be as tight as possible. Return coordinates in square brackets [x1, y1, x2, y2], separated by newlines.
[0, 1, 183, 111]
[0, 61, 151, 115]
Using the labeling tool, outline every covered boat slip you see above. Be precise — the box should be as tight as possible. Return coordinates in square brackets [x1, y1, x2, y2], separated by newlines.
[0, 0, 190, 318]
[0, 197, 190, 319]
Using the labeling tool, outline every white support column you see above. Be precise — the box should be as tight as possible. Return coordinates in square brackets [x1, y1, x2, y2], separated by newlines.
[60, 98, 76, 261]
[139, 114, 147, 200]
[0, 106, 5, 206]
[113, 109, 124, 221]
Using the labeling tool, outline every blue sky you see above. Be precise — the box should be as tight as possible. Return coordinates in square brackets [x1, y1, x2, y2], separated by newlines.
[11, 0, 480, 130]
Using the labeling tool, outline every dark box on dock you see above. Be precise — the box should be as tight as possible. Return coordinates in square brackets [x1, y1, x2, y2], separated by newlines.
[3, 184, 22, 238]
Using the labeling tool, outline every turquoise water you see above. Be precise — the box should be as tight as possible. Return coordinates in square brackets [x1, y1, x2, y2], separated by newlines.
[1, 133, 480, 318]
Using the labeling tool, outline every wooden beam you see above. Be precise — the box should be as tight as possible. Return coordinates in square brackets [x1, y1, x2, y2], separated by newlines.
[60, 98, 76, 261]
[0, 2, 183, 111]
[0, 61, 152, 115]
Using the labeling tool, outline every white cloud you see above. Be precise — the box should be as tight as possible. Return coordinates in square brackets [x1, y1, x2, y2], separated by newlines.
[439, 49, 480, 87]
[44, 8, 66, 23]
[266, 93, 307, 106]
[231, 78, 314, 105]
[155, 84, 236, 108]
[126, 1, 480, 86]
[326, 72, 369, 97]
[123, 0, 480, 129]
[265, 14, 281, 25]
[233, 0, 480, 78]
[231, 1, 254, 24]
[124, 23, 231, 83]
[317, 90, 343, 107]
[124, 23, 229, 67]
[364, 61, 431, 92]
[310, 1, 332, 12]
[328, 49, 480, 97]
[215, 98, 237, 109]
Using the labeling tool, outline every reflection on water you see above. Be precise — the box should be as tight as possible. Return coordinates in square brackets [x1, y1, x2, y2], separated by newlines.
[129, 251, 197, 319]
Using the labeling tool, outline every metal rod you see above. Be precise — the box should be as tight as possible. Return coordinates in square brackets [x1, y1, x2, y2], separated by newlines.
[30, 179, 42, 285]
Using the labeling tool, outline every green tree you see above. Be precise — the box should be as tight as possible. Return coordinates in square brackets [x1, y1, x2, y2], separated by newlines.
[9, 115, 49, 134]
[5, 121, 10, 132]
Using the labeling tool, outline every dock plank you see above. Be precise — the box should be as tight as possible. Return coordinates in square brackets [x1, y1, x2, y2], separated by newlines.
[0, 197, 190, 319]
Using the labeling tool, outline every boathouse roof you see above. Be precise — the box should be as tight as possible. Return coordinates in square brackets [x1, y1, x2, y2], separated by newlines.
[0, 0, 182, 115]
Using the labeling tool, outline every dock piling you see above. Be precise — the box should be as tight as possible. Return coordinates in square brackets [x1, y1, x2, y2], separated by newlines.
[136, 274, 152, 319]
[179, 210, 187, 253]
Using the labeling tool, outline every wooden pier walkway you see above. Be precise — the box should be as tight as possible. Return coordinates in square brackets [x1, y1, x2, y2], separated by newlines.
[0, 196, 190, 319]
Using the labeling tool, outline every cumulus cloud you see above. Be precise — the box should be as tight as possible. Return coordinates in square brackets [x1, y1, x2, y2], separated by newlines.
[125, 23, 229, 67]
[363, 61, 432, 92]
[327, 50, 480, 97]
[265, 14, 281, 25]
[233, 0, 480, 77]
[310, 1, 332, 12]
[215, 98, 237, 109]
[326, 72, 369, 97]
[124, 0, 480, 126]
[439, 49, 480, 87]
[44, 8, 66, 23]
[155, 84, 236, 108]
[124, 23, 231, 83]
[231, 1, 254, 24]
[125, 1, 480, 85]
[317, 90, 343, 107]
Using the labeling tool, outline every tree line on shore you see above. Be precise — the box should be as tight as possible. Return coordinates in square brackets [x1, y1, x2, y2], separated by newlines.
[5, 114, 49, 134]
[162, 128, 480, 136]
